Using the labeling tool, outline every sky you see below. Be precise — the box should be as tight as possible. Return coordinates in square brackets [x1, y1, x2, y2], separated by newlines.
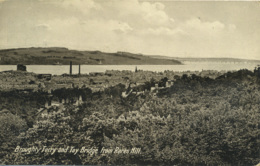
[0, 0, 260, 60]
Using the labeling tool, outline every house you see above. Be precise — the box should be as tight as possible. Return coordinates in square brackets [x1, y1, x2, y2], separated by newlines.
[89, 72, 104, 76]
[122, 91, 128, 98]
[166, 80, 174, 88]
[17, 64, 26, 71]
[136, 80, 146, 86]
[121, 89, 132, 98]
[129, 83, 137, 88]
[151, 87, 156, 91]
[51, 101, 60, 107]
[155, 83, 159, 89]
[37, 74, 52, 80]
[73, 95, 83, 106]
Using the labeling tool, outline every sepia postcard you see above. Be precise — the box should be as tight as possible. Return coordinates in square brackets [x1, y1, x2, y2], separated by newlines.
[0, 0, 259, 165]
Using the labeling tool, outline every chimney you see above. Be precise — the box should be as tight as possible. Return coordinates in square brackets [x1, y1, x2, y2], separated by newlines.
[70, 61, 72, 75]
[78, 64, 81, 75]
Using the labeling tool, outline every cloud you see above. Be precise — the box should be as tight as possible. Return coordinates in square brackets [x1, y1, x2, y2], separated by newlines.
[99, 0, 175, 28]
[146, 27, 186, 36]
[80, 19, 133, 33]
[185, 18, 225, 33]
[61, 0, 101, 14]
[140, 2, 174, 26]
[228, 24, 236, 31]
[35, 24, 50, 31]
[142, 17, 228, 39]
[110, 21, 133, 33]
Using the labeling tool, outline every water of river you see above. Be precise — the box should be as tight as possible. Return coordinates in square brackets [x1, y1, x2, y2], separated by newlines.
[0, 62, 258, 75]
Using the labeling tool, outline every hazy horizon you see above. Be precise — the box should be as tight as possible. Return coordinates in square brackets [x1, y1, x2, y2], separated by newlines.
[0, 0, 260, 60]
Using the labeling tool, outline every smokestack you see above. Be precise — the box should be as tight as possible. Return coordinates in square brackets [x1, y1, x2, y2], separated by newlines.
[70, 61, 72, 75]
[78, 64, 81, 75]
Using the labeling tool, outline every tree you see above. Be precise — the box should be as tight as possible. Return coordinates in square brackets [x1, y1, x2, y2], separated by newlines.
[0, 113, 27, 159]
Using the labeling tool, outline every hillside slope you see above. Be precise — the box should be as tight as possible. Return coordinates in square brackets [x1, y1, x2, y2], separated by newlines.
[150, 55, 260, 63]
[0, 47, 182, 65]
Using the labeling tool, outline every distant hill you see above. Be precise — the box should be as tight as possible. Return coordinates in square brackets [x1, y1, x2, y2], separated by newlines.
[0, 47, 182, 65]
[150, 55, 260, 63]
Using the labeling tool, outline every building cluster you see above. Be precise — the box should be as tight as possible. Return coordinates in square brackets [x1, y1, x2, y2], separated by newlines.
[0, 63, 230, 93]
[34, 95, 83, 128]
[0, 70, 38, 91]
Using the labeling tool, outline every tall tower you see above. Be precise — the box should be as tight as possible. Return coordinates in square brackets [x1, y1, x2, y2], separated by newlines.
[70, 61, 72, 75]
[78, 64, 81, 75]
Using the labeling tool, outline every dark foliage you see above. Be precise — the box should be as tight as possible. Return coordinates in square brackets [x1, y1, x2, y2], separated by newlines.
[0, 69, 259, 165]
